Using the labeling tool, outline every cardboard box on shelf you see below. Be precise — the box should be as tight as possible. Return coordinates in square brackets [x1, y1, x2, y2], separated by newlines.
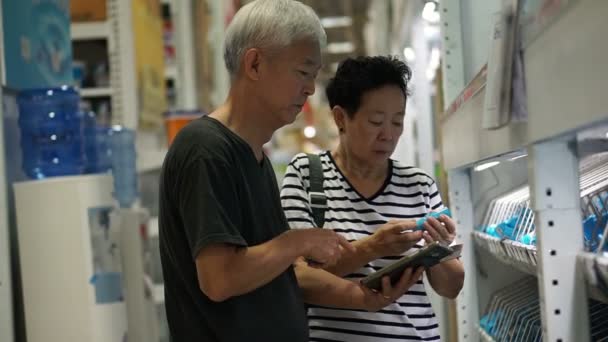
[71, 0, 107, 22]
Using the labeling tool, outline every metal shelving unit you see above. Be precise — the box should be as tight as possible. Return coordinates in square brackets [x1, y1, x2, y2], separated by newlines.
[441, 0, 608, 341]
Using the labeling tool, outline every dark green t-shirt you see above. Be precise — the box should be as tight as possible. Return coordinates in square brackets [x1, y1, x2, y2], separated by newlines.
[159, 116, 308, 342]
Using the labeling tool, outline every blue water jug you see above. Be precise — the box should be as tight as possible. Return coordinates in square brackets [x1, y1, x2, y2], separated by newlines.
[83, 111, 112, 173]
[17, 86, 85, 179]
[110, 126, 138, 208]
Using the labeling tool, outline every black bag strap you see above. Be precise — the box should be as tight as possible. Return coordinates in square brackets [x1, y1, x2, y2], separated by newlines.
[307, 153, 326, 228]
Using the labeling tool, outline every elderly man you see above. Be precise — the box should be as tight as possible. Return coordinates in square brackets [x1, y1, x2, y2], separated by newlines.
[159, 1, 423, 341]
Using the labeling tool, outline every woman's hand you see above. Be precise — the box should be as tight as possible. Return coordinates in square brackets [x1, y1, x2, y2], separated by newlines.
[359, 267, 425, 312]
[367, 221, 424, 258]
[422, 214, 456, 245]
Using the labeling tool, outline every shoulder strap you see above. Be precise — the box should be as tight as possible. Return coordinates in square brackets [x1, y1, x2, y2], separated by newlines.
[307, 153, 326, 228]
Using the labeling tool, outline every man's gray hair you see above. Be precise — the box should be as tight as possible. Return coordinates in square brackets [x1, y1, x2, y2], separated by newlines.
[223, 0, 326, 78]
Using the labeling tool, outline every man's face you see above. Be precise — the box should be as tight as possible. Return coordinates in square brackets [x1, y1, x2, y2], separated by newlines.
[257, 40, 322, 126]
[340, 85, 406, 165]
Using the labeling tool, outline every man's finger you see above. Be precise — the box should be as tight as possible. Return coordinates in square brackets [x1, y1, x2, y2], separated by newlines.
[422, 231, 434, 244]
[387, 220, 417, 233]
[396, 230, 423, 243]
[337, 234, 356, 253]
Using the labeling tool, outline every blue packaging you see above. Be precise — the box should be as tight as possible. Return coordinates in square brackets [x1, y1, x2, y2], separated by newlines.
[415, 208, 452, 231]
[17, 86, 85, 179]
[109, 126, 138, 208]
[83, 111, 112, 173]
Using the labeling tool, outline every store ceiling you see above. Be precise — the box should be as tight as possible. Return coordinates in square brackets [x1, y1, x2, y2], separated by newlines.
[299, 0, 370, 82]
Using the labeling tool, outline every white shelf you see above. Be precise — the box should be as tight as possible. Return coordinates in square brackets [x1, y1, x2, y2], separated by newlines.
[152, 283, 164, 304]
[80, 87, 112, 98]
[441, 0, 608, 170]
[71, 21, 111, 41]
[478, 327, 496, 342]
[165, 65, 178, 80]
[147, 216, 159, 239]
[137, 148, 168, 173]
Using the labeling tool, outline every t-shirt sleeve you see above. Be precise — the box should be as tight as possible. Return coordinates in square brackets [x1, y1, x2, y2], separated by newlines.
[178, 157, 247, 259]
[428, 180, 445, 212]
[280, 156, 316, 229]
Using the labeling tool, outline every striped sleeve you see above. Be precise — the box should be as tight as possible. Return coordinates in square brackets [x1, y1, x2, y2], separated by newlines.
[280, 154, 316, 229]
[427, 180, 445, 212]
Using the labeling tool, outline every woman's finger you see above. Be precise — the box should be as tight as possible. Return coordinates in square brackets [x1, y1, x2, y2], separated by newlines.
[393, 267, 415, 294]
[423, 222, 442, 241]
[427, 217, 450, 240]
[439, 215, 457, 234]
[381, 276, 393, 299]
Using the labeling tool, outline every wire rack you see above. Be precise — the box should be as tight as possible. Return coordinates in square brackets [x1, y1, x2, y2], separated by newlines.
[479, 277, 608, 341]
[590, 300, 608, 341]
[474, 186, 537, 274]
[476, 153, 608, 274]
[478, 277, 542, 342]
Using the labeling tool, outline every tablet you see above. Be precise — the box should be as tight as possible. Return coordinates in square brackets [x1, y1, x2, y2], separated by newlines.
[360, 241, 455, 291]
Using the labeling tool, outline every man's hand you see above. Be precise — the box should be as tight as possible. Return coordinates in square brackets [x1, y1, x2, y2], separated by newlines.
[367, 221, 424, 258]
[358, 267, 425, 312]
[285, 229, 355, 268]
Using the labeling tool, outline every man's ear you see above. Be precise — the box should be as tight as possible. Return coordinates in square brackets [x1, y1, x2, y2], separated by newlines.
[332, 106, 348, 133]
[242, 48, 262, 81]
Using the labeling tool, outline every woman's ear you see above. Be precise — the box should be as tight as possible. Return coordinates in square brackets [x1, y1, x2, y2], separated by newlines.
[242, 48, 263, 81]
[332, 106, 348, 133]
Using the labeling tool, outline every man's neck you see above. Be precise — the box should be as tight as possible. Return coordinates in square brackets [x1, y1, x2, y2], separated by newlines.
[209, 86, 276, 161]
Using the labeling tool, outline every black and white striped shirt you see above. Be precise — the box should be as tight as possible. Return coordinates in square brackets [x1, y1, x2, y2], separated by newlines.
[280, 151, 444, 342]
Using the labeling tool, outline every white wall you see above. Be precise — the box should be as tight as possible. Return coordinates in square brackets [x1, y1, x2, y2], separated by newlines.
[460, 0, 501, 83]
[0, 1, 15, 340]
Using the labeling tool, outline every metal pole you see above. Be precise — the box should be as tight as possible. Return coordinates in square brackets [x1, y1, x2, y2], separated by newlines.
[528, 138, 590, 342]
[448, 169, 479, 342]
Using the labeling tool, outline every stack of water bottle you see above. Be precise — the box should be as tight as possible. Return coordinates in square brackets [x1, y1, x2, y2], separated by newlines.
[17, 86, 138, 208]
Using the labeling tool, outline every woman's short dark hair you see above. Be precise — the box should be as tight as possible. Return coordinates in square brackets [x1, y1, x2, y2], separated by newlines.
[325, 56, 412, 117]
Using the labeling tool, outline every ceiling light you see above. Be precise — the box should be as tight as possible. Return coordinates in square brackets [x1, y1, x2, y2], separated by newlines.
[403, 47, 416, 62]
[320, 16, 352, 29]
[303, 126, 317, 139]
[474, 161, 500, 172]
[424, 25, 440, 38]
[422, 2, 440, 23]
[326, 42, 355, 54]
[509, 154, 528, 161]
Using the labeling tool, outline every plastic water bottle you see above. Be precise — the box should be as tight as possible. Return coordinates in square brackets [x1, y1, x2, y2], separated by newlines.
[83, 111, 112, 173]
[109, 126, 138, 208]
[17, 86, 85, 179]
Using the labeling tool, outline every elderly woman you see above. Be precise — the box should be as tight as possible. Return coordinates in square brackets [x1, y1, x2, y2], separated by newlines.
[160, 1, 423, 341]
[281, 56, 465, 342]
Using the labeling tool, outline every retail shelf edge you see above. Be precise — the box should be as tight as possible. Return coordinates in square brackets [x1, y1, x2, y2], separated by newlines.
[441, 0, 608, 170]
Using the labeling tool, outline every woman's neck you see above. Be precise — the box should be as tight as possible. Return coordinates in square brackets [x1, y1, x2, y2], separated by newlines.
[332, 144, 389, 181]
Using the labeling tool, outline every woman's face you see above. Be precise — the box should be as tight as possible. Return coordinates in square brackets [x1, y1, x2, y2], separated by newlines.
[336, 85, 406, 165]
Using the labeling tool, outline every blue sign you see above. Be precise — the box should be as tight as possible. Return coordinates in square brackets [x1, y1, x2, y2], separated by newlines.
[2, 0, 73, 89]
